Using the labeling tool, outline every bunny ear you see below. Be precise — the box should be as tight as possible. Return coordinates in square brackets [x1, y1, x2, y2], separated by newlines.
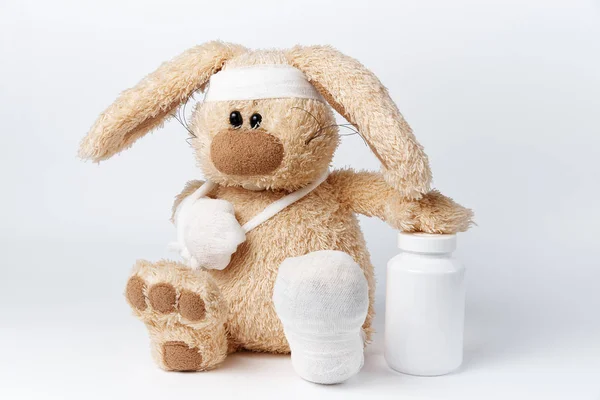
[79, 41, 247, 162]
[286, 45, 432, 200]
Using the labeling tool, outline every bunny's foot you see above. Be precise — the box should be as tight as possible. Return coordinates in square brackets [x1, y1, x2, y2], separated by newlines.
[125, 259, 228, 371]
[273, 250, 369, 384]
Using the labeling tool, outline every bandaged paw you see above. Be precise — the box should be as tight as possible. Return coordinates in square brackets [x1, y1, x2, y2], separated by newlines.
[273, 250, 369, 384]
[171, 197, 246, 270]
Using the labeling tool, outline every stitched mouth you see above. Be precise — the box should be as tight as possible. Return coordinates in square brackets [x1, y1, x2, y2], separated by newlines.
[210, 130, 284, 176]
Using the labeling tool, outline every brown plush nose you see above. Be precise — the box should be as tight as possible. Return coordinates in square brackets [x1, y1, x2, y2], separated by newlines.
[210, 130, 284, 175]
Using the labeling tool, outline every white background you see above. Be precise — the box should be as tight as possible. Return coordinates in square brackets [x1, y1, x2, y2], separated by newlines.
[1, 0, 599, 399]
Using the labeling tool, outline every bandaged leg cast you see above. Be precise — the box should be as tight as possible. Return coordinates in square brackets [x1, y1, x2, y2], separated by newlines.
[273, 250, 369, 384]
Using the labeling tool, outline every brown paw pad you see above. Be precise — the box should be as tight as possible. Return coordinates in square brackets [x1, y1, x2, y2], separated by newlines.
[178, 290, 206, 321]
[148, 283, 176, 314]
[126, 276, 147, 311]
[163, 341, 203, 371]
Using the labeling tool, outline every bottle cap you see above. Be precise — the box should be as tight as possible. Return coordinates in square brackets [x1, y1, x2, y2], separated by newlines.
[397, 232, 457, 254]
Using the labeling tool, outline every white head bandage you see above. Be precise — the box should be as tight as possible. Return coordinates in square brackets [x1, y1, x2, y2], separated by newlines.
[204, 64, 325, 103]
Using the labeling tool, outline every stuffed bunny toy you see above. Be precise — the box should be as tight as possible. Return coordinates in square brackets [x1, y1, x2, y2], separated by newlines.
[79, 42, 472, 384]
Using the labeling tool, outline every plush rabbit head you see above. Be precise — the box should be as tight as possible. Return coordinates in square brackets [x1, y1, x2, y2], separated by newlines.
[80, 42, 431, 198]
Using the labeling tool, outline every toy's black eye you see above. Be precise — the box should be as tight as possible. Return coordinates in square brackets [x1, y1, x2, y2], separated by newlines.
[229, 111, 243, 127]
[250, 113, 262, 129]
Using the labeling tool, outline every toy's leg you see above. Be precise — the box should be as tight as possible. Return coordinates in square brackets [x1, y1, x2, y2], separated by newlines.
[273, 250, 369, 384]
[125, 259, 228, 371]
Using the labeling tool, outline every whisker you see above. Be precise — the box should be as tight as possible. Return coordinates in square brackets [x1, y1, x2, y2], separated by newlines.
[266, 106, 371, 147]
[173, 112, 194, 136]
[290, 106, 322, 129]
[305, 123, 369, 147]
[173, 90, 200, 138]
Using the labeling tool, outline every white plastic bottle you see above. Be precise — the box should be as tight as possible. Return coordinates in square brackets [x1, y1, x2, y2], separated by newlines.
[384, 232, 465, 376]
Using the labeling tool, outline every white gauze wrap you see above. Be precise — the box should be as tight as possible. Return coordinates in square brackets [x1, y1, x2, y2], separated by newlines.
[273, 250, 369, 384]
[203, 64, 325, 103]
[169, 171, 329, 270]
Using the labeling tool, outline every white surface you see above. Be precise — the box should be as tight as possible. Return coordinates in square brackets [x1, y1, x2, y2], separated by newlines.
[1, 0, 599, 399]
[385, 236, 465, 376]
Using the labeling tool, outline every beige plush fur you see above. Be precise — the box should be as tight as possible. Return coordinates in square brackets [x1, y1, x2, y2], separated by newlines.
[81, 42, 473, 372]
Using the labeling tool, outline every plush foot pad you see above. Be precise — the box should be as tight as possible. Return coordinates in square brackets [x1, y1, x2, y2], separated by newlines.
[163, 341, 203, 371]
[126, 276, 147, 311]
[125, 260, 228, 371]
[148, 283, 177, 314]
[178, 291, 206, 321]
[273, 250, 369, 384]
